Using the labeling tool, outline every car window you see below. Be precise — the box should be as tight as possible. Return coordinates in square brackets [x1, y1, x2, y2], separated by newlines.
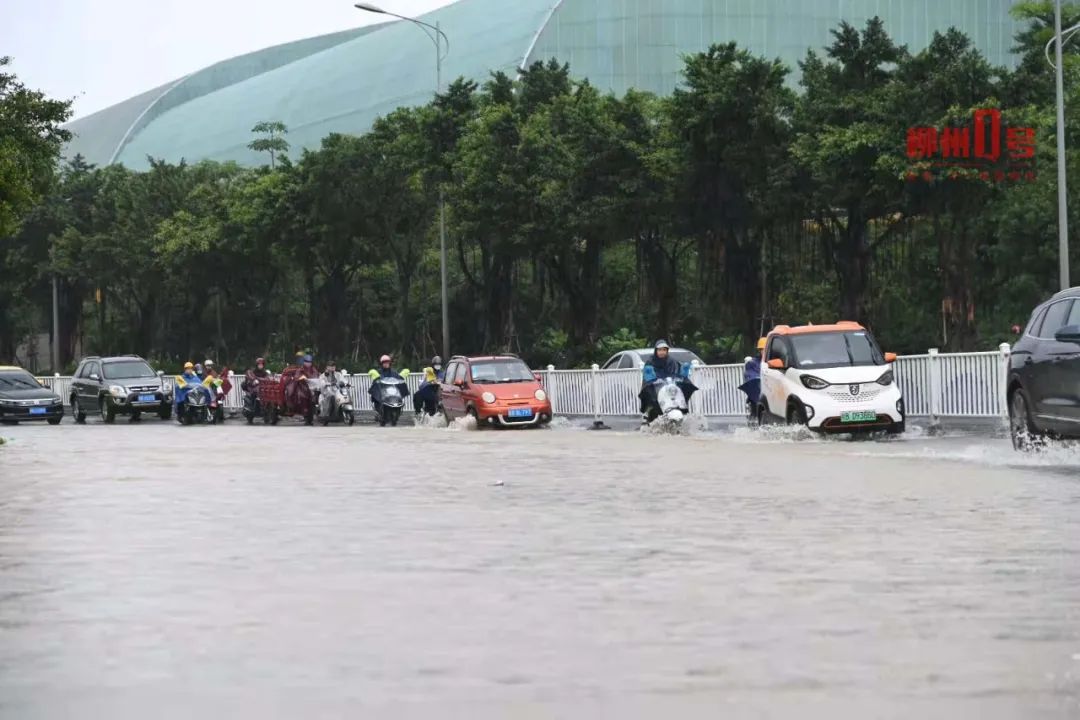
[1067, 300, 1080, 327]
[1025, 307, 1048, 337]
[454, 363, 467, 384]
[1036, 300, 1073, 339]
[442, 362, 456, 382]
[670, 350, 700, 366]
[470, 359, 534, 383]
[87, 362, 100, 378]
[0, 370, 41, 390]
[766, 338, 789, 364]
[103, 360, 155, 379]
[619, 353, 636, 369]
[790, 331, 884, 369]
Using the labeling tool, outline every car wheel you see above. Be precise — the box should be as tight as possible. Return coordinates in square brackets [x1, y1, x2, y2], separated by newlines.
[101, 398, 116, 424]
[1009, 389, 1042, 452]
[71, 397, 86, 424]
[344, 410, 355, 427]
[467, 406, 481, 428]
[47, 417, 62, 425]
[786, 401, 808, 426]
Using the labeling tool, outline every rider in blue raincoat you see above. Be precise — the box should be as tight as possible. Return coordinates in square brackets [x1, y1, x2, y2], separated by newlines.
[738, 337, 767, 408]
[174, 361, 210, 417]
[639, 339, 697, 421]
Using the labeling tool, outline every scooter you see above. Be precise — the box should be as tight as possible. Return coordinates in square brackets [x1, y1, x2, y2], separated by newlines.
[370, 376, 407, 427]
[242, 380, 264, 424]
[317, 378, 355, 426]
[650, 376, 691, 427]
[176, 384, 216, 425]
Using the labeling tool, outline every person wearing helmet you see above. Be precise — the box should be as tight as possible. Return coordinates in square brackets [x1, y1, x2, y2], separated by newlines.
[285, 354, 319, 425]
[413, 365, 440, 417]
[241, 357, 272, 422]
[639, 339, 696, 422]
[174, 361, 203, 420]
[739, 338, 767, 416]
[431, 355, 444, 382]
[368, 354, 408, 414]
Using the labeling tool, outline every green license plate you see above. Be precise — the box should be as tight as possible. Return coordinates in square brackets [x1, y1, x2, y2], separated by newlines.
[841, 410, 877, 423]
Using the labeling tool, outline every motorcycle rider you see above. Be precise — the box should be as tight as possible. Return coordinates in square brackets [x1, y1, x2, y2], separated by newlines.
[243, 357, 272, 392]
[431, 356, 445, 382]
[639, 339, 696, 422]
[369, 354, 407, 413]
[174, 361, 204, 421]
[413, 366, 440, 416]
[739, 338, 767, 413]
[318, 360, 348, 420]
[322, 359, 344, 387]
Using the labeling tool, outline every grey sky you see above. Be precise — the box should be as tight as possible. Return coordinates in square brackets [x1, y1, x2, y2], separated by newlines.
[3, 0, 456, 119]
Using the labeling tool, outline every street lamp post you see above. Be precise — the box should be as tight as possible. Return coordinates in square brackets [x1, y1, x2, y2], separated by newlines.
[355, 3, 451, 360]
[1047, 0, 1079, 290]
[1055, 0, 1071, 290]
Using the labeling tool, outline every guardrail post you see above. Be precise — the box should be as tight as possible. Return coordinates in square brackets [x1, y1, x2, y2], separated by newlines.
[588, 363, 608, 430]
[998, 342, 1011, 423]
[928, 347, 942, 434]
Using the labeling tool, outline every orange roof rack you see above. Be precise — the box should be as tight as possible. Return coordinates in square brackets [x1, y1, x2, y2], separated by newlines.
[768, 322, 866, 336]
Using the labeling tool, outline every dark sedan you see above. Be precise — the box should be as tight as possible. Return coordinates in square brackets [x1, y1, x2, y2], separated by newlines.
[1007, 287, 1080, 449]
[0, 366, 64, 425]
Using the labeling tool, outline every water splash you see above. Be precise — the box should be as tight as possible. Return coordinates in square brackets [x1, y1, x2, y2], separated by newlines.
[639, 414, 709, 437]
[410, 413, 448, 430]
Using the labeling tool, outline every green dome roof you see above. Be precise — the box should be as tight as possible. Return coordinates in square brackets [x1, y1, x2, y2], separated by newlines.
[64, 0, 1023, 170]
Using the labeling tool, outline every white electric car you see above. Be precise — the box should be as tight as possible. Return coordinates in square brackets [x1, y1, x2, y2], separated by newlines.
[757, 322, 905, 434]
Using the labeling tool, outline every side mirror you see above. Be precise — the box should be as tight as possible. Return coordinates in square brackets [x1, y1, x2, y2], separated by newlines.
[89, 373, 100, 381]
[766, 358, 785, 370]
[1055, 324, 1080, 344]
[884, 352, 897, 363]
[157, 370, 164, 376]
[453, 379, 465, 387]
[533, 372, 542, 382]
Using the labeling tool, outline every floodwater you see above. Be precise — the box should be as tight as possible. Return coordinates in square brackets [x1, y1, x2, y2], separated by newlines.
[1, 417, 1078, 719]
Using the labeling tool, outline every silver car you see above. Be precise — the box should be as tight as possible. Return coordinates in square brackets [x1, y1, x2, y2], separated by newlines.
[601, 348, 704, 370]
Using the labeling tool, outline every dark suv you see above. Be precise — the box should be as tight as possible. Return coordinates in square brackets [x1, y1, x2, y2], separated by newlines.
[70, 355, 173, 423]
[1007, 287, 1080, 449]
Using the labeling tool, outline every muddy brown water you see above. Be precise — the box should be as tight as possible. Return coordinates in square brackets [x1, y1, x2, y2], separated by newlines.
[1, 419, 1078, 719]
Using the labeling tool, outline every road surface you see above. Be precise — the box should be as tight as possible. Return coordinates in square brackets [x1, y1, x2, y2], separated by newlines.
[1, 418, 1078, 719]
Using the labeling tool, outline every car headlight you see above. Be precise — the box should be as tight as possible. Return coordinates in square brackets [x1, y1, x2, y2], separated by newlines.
[534, 389, 547, 402]
[482, 391, 496, 404]
[876, 370, 894, 386]
[109, 385, 127, 396]
[800, 375, 829, 390]
[161, 381, 172, 395]
[0, 398, 15, 407]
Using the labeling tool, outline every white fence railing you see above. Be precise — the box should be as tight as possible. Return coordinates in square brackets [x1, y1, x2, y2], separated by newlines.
[36, 344, 1012, 424]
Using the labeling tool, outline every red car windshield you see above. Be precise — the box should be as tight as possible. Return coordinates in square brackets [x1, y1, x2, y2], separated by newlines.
[470, 360, 534, 384]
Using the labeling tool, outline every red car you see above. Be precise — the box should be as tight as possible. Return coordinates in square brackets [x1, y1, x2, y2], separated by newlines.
[440, 355, 552, 427]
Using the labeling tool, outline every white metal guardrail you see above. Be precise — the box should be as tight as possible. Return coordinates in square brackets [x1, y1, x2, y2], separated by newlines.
[36, 344, 1012, 424]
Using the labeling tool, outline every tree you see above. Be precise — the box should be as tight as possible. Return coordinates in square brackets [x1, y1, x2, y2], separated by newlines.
[248, 121, 289, 169]
[0, 56, 72, 239]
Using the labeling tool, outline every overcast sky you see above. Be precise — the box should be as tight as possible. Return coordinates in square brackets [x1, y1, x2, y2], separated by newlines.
[3, 0, 457, 119]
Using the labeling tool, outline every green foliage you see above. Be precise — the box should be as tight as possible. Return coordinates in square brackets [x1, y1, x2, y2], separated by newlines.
[248, 121, 290, 168]
[1, 16, 1076, 371]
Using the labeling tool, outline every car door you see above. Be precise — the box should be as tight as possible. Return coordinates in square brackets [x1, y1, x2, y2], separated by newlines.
[1049, 299, 1080, 426]
[71, 362, 87, 404]
[761, 337, 790, 418]
[442, 362, 465, 417]
[1029, 299, 1075, 430]
[82, 361, 102, 412]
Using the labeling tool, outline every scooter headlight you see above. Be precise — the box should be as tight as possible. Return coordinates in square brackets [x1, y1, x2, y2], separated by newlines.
[800, 375, 829, 390]
[482, 392, 496, 405]
[534, 389, 547, 402]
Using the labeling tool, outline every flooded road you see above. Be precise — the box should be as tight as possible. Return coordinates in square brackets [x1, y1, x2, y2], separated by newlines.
[1, 419, 1078, 719]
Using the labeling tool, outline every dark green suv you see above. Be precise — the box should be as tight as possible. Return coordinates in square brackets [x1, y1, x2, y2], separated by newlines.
[70, 355, 173, 423]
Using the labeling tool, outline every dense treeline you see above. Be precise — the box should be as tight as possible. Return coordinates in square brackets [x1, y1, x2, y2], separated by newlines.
[2, 6, 1080, 371]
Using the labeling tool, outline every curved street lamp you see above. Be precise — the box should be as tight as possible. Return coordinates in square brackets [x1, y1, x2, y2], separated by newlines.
[355, 2, 452, 360]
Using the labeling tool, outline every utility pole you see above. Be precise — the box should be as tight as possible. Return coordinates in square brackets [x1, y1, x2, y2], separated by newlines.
[51, 276, 60, 372]
[1055, 0, 1071, 289]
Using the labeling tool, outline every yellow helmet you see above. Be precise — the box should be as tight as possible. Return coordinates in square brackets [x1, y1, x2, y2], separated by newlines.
[756, 337, 767, 351]
[183, 361, 195, 370]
